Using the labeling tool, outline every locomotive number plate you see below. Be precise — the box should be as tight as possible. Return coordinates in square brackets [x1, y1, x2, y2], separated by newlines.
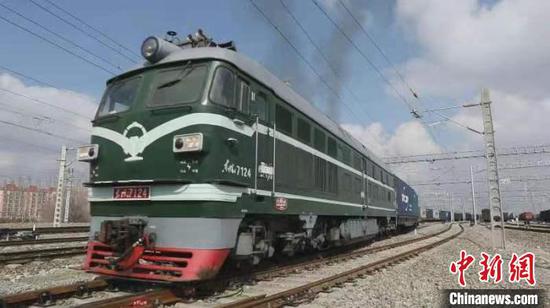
[113, 186, 150, 200]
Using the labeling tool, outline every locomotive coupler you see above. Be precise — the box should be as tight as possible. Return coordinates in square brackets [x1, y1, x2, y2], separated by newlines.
[97, 218, 156, 270]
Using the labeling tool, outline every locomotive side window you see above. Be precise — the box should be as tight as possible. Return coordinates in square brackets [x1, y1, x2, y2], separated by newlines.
[96, 76, 141, 118]
[275, 104, 293, 134]
[327, 137, 337, 158]
[149, 64, 207, 107]
[238, 80, 250, 113]
[314, 128, 325, 152]
[367, 160, 373, 177]
[341, 146, 351, 165]
[297, 118, 311, 144]
[353, 153, 362, 171]
[210, 66, 236, 108]
[250, 91, 268, 121]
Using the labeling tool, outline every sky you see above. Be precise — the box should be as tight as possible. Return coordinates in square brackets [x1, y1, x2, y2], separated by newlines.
[0, 0, 549, 213]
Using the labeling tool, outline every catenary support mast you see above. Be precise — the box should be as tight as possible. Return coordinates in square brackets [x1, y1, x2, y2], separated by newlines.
[480, 88, 505, 248]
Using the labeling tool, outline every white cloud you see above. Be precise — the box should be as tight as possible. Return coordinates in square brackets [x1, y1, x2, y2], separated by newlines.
[0, 73, 97, 182]
[388, 0, 550, 214]
[342, 120, 442, 157]
[394, 0, 550, 148]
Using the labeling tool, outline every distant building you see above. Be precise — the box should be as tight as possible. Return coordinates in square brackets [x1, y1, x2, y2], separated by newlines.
[0, 190, 4, 218]
[0, 184, 57, 222]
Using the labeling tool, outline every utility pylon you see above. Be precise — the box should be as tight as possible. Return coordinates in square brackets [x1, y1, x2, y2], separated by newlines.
[53, 145, 67, 227]
[480, 88, 506, 249]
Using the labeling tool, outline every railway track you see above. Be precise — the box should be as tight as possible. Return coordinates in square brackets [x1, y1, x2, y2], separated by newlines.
[0, 236, 88, 247]
[0, 246, 86, 263]
[504, 224, 550, 233]
[26, 224, 458, 308]
[220, 224, 464, 308]
[8, 226, 89, 234]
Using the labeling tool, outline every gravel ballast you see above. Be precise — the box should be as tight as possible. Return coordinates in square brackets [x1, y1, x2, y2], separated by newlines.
[300, 224, 549, 307]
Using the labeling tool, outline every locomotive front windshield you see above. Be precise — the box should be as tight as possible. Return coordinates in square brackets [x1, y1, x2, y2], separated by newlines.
[149, 64, 208, 107]
[96, 76, 141, 118]
[95, 63, 209, 118]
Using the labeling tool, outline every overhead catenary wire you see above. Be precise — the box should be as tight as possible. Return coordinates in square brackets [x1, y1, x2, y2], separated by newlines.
[311, 0, 415, 112]
[0, 118, 84, 144]
[249, 0, 370, 126]
[0, 14, 117, 75]
[0, 65, 56, 88]
[42, 0, 140, 59]
[337, 0, 418, 99]
[0, 2, 122, 71]
[0, 87, 91, 120]
[29, 0, 139, 64]
[0, 100, 91, 132]
[278, 0, 376, 124]
[310, 0, 442, 147]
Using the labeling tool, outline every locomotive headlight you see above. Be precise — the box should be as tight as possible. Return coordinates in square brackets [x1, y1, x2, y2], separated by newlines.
[141, 36, 159, 60]
[173, 133, 203, 153]
[77, 144, 99, 161]
[141, 36, 180, 63]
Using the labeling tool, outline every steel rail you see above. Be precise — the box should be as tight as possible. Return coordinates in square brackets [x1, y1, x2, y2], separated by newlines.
[0, 236, 88, 247]
[7, 226, 89, 234]
[504, 225, 550, 234]
[0, 279, 110, 307]
[0, 246, 86, 263]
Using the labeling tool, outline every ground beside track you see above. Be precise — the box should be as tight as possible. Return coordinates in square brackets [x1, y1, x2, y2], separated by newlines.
[299, 224, 549, 308]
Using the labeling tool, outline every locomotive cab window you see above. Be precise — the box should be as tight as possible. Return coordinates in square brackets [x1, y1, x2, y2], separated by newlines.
[250, 91, 268, 121]
[297, 118, 311, 144]
[327, 137, 337, 158]
[149, 64, 208, 107]
[314, 128, 326, 152]
[210, 66, 236, 108]
[238, 80, 250, 113]
[275, 104, 293, 134]
[96, 76, 141, 118]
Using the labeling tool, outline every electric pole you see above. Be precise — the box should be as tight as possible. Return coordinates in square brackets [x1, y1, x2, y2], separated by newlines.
[63, 176, 72, 224]
[53, 146, 67, 227]
[470, 165, 477, 225]
[480, 88, 506, 249]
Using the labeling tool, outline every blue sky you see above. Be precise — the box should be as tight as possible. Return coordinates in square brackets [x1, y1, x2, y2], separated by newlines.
[1, 0, 550, 213]
[0, 0, 426, 132]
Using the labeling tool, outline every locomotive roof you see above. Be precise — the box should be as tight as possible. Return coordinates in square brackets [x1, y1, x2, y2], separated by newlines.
[135, 47, 391, 173]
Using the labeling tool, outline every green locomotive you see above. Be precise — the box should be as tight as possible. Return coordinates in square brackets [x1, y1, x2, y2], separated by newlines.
[79, 30, 419, 282]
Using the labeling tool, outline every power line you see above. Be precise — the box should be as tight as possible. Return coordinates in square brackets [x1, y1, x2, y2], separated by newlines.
[337, 0, 418, 99]
[411, 176, 550, 186]
[0, 87, 91, 120]
[0, 100, 91, 132]
[310, 0, 443, 147]
[0, 2, 122, 71]
[249, 0, 369, 126]
[29, 0, 139, 64]
[0, 133, 61, 153]
[42, 0, 140, 59]
[0, 65, 55, 88]
[278, 0, 375, 123]
[0, 119, 84, 144]
[0, 13, 117, 75]
[311, 0, 415, 112]
[384, 144, 550, 164]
